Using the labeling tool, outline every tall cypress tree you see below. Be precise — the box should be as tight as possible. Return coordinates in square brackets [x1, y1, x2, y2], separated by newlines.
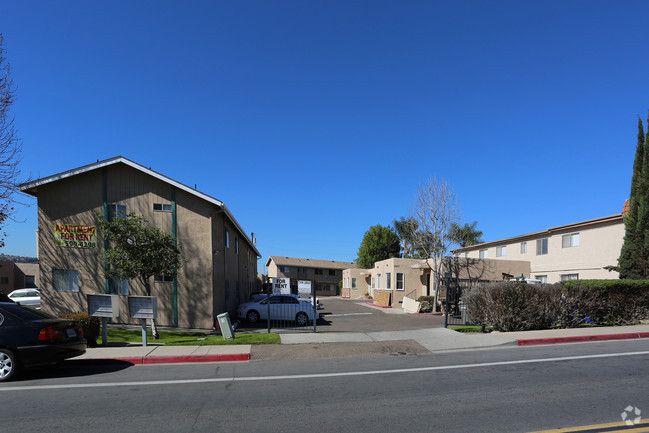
[619, 116, 648, 278]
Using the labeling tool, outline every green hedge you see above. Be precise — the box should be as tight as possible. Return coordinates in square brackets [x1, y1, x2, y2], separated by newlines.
[463, 280, 649, 332]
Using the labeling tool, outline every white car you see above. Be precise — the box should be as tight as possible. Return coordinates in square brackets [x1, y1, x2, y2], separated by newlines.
[8, 288, 41, 309]
[238, 294, 318, 326]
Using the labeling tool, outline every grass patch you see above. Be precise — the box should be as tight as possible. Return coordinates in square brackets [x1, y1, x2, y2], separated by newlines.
[449, 325, 484, 334]
[94, 329, 280, 346]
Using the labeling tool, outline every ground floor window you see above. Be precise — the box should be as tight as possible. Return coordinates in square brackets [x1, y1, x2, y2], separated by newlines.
[396, 273, 404, 291]
[53, 269, 79, 292]
[154, 274, 174, 283]
[352, 277, 357, 289]
[535, 275, 548, 283]
[560, 273, 579, 281]
[109, 276, 129, 295]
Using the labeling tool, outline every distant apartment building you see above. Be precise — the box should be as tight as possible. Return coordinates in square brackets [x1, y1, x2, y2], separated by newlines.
[265, 256, 356, 296]
[0, 259, 39, 294]
[452, 214, 624, 284]
[19, 156, 260, 329]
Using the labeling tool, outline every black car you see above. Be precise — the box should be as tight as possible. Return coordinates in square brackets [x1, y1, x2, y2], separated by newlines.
[0, 302, 86, 382]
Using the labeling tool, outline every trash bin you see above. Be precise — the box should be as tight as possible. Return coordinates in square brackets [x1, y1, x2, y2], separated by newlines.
[217, 313, 234, 340]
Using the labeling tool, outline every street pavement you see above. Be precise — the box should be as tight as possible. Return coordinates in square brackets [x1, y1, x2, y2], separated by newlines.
[71, 298, 649, 364]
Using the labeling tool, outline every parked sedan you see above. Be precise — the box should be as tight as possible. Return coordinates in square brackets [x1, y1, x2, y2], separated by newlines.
[0, 302, 86, 382]
[8, 288, 41, 309]
[237, 294, 318, 326]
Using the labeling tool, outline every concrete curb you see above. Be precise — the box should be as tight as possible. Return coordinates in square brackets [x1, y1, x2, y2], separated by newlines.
[517, 332, 649, 346]
[76, 353, 251, 365]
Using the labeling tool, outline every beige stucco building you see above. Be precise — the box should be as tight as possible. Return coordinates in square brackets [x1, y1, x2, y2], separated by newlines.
[266, 256, 355, 296]
[343, 257, 530, 306]
[18, 156, 260, 329]
[452, 214, 624, 283]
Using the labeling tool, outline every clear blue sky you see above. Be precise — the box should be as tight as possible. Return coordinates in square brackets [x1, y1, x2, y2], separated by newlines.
[1, 1, 647, 273]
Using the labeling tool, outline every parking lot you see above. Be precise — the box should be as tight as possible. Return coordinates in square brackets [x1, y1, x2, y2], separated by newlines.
[237, 296, 445, 333]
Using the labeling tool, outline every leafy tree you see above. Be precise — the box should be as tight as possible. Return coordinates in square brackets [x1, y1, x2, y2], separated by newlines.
[449, 221, 484, 248]
[97, 212, 182, 338]
[0, 35, 23, 248]
[356, 224, 400, 269]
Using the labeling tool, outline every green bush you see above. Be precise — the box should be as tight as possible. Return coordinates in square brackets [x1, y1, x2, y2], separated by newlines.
[464, 280, 649, 332]
[59, 312, 101, 347]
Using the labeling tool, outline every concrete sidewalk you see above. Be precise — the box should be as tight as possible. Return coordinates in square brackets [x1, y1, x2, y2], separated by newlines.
[71, 325, 649, 365]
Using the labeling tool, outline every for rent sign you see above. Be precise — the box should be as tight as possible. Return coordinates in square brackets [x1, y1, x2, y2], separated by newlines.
[55, 224, 98, 248]
[272, 277, 290, 294]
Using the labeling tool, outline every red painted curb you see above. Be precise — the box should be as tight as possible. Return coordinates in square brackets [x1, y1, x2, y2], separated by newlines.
[365, 302, 392, 308]
[79, 353, 251, 365]
[517, 332, 649, 346]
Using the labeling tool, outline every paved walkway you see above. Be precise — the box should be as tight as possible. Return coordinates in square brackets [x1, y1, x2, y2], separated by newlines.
[72, 324, 649, 365]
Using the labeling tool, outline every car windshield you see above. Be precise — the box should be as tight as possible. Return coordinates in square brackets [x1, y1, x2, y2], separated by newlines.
[0, 304, 56, 321]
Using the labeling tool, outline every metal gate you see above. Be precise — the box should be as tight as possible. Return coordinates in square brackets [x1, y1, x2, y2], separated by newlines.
[442, 274, 491, 327]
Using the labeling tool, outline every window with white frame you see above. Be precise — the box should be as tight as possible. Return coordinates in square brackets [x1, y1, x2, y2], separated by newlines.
[535, 275, 548, 283]
[560, 273, 579, 281]
[479, 249, 488, 259]
[52, 269, 79, 292]
[496, 246, 506, 257]
[396, 273, 404, 291]
[153, 203, 172, 212]
[386, 272, 391, 289]
[377, 274, 381, 289]
[536, 238, 548, 255]
[562, 233, 580, 248]
[520, 242, 527, 254]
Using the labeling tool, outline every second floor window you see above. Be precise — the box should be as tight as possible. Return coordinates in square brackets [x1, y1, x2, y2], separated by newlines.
[562, 233, 580, 248]
[496, 246, 506, 257]
[536, 238, 548, 255]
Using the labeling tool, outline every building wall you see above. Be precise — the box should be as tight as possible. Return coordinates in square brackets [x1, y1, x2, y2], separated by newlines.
[459, 219, 623, 283]
[267, 257, 351, 296]
[34, 163, 256, 329]
[342, 268, 370, 298]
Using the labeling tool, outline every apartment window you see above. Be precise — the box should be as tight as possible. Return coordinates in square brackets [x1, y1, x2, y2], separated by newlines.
[154, 274, 174, 283]
[560, 273, 579, 281]
[329, 269, 336, 277]
[315, 269, 323, 275]
[225, 229, 230, 248]
[107, 204, 127, 221]
[52, 269, 79, 292]
[535, 275, 548, 283]
[496, 246, 506, 257]
[352, 277, 357, 289]
[536, 238, 548, 255]
[386, 272, 392, 289]
[479, 249, 488, 259]
[377, 274, 381, 289]
[562, 233, 580, 248]
[25, 275, 36, 288]
[281, 266, 290, 274]
[153, 203, 172, 212]
[371, 278, 375, 289]
[109, 276, 129, 295]
[235, 238, 239, 255]
[520, 242, 527, 254]
[396, 273, 404, 291]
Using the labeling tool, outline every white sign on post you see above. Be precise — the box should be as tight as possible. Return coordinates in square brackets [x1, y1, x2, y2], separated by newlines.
[297, 280, 312, 297]
[272, 277, 290, 294]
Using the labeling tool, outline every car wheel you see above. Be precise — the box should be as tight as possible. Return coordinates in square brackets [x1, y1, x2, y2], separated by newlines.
[296, 312, 308, 327]
[247, 310, 260, 323]
[0, 348, 18, 382]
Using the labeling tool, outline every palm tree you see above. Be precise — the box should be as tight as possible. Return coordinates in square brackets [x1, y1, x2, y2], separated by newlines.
[450, 221, 484, 248]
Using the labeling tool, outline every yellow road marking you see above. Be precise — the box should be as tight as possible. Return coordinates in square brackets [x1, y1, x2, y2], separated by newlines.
[529, 420, 649, 432]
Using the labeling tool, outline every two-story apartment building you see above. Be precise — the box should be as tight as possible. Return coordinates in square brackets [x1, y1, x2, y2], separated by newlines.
[19, 156, 261, 329]
[452, 214, 624, 283]
[266, 256, 355, 296]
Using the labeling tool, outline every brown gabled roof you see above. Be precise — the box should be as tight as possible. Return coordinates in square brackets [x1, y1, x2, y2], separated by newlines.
[452, 214, 623, 253]
[266, 256, 356, 270]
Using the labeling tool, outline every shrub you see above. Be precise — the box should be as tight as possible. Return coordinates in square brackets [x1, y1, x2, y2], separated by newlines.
[59, 312, 101, 347]
[417, 296, 435, 313]
[464, 280, 649, 332]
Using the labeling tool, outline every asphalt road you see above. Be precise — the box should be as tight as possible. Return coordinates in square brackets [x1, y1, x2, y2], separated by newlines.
[3, 339, 649, 433]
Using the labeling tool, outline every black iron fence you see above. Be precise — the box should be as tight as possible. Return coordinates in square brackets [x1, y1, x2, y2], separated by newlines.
[442, 274, 493, 327]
